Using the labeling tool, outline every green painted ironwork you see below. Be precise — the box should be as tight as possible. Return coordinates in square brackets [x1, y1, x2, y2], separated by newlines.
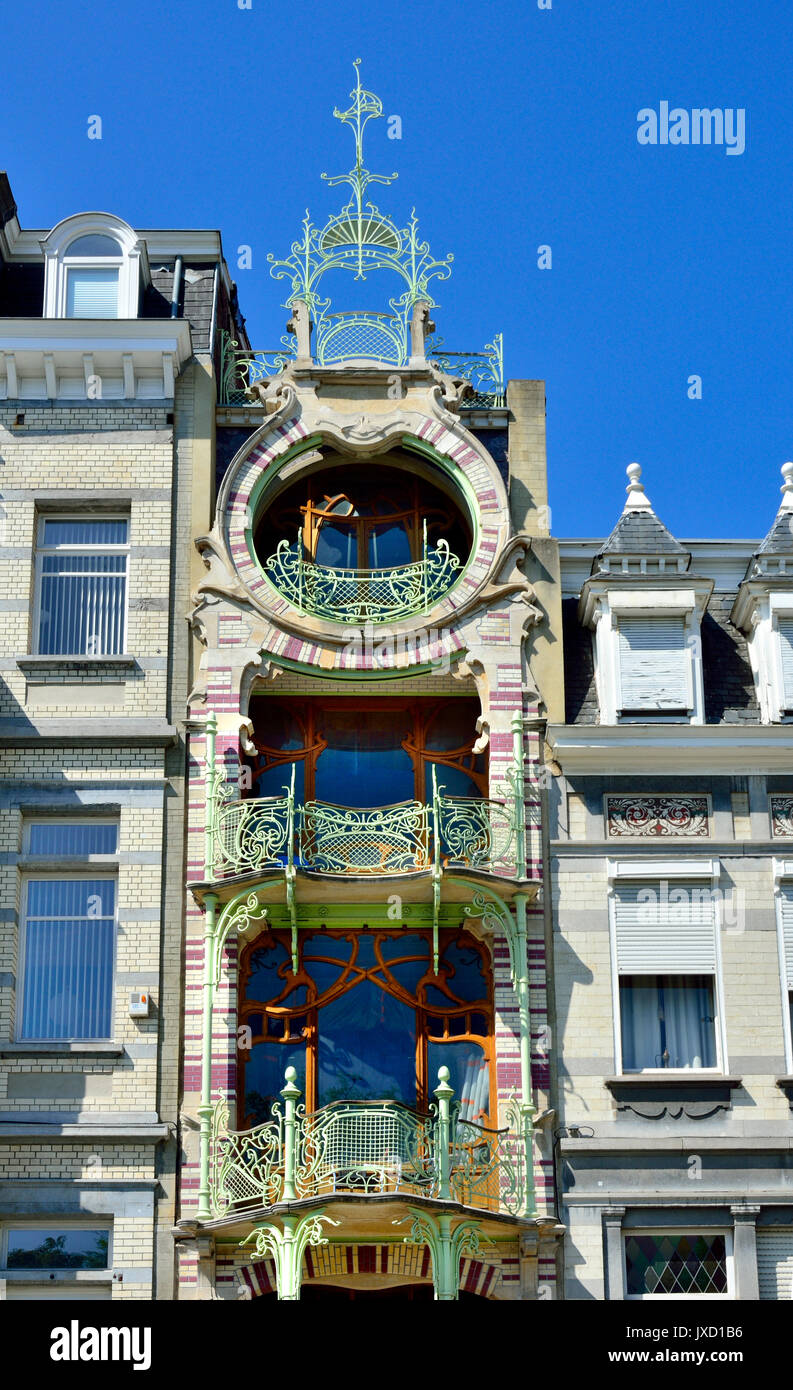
[201, 708, 527, 882]
[299, 799, 431, 875]
[219, 332, 295, 407]
[240, 1210, 338, 1301]
[210, 1065, 532, 1223]
[212, 763, 295, 877]
[214, 65, 503, 396]
[426, 333, 506, 408]
[262, 522, 461, 623]
[397, 1206, 482, 1301]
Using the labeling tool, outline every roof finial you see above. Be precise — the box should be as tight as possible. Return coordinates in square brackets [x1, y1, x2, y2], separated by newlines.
[623, 461, 652, 512]
[780, 461, 793, 512]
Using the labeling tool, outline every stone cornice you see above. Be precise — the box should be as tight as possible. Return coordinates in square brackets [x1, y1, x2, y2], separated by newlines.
[547, 722, 793, 773]
[0, 317, 193, 401]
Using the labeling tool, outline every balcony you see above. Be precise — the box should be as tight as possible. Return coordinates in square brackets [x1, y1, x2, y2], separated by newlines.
[209, 1066, 533, 1221]
[262, 532, 461, 623]
[207, 767, 520, 882]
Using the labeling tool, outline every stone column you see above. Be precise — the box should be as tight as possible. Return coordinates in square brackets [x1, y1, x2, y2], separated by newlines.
[731, 1205, 760, 1300]
[603, 1206, 627, 1301]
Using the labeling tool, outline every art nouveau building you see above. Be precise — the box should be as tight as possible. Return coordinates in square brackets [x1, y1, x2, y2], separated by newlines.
[174, 64, 563, 1301]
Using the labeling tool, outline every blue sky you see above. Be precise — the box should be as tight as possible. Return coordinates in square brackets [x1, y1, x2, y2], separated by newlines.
[3, 0, 791, 539]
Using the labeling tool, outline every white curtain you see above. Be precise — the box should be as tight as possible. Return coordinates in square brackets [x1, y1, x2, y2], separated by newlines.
[621, 976, 716, 1069]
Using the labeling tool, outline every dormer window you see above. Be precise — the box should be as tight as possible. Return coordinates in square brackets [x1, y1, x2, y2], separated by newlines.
[41, 213, 146, 320]
[579, 465, 711, 725]
[63, 234, 122, 318]
[731, 464, 793, 724]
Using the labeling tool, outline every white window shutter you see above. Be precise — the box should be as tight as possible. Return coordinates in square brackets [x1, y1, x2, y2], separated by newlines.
[778, 619, 793, 709]
[614, 879, 717, 973]
[66, 268, 119, 318]
[618, 615, 690, 710]
[780, 884, 793, 988]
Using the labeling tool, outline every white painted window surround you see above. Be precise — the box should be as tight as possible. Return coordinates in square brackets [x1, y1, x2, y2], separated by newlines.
[41, 213, 144, 319]
[607, 859, 727, 1074]
[592, 590, 705, 724]
[741, 595, 793, 724]
[773, 860, 793, 1072]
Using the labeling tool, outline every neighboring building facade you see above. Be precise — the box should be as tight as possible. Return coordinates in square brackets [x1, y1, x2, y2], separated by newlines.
[0, 175, 245, 1299]
[2, 64, 792, 1303]
[550, 464, 793, 1301]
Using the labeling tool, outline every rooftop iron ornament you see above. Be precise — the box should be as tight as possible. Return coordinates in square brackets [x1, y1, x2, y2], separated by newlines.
[218, 61, 505, 399]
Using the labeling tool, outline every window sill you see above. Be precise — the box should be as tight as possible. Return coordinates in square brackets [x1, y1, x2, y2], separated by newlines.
[605, 1075, 741, 1119]
[606, 1075, 741, 1088]
[0, 1042, 123, 1057]
[16, 654, 136, 670]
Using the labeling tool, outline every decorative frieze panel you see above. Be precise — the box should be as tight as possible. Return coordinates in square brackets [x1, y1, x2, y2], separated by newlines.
[606, 795, 710, 838]
[771, 796, 793, 837]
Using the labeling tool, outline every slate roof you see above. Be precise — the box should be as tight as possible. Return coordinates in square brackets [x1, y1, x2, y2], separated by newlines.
[757, 508, 793, 555]
[597, 507, 686, 559]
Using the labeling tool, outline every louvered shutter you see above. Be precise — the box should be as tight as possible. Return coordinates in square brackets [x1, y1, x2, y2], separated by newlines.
[613, 879, 717, 973]
[758, 1231, 793, 1300]
[66, 268, 119, 318]
[780, 884, 793, 988]
[778, 619, 793, 709]
[618, 616, 689, 711]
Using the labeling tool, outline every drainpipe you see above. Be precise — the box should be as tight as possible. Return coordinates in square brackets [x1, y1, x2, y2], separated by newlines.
[514, 889, 537, 1217]
[196, 712, 218, 1221]
[170, 256, 183, 318]
[197, 890, 218, 1222]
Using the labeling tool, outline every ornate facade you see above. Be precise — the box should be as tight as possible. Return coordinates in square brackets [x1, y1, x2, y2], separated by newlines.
[1, 63, 792, 1303]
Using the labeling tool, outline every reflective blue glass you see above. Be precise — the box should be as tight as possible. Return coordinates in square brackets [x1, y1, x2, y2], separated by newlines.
[21, 879, 115, 1039]
[317, 981, 417, 1103]
[427, 1041, 489, 1122]
[244, 1043, 306, 1124]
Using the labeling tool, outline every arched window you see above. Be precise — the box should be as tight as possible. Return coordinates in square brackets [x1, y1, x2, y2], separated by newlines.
[239, 927, 493, 1127]
[41, 215, 144, 320]
[254, 460, 471, 573]
[245, 696, 486, 806]
[63, 234, 123, 318]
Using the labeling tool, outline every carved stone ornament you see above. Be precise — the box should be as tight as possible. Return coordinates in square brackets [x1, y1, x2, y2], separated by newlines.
[770, 796, 793, 837]
[606, 795, 710, 838]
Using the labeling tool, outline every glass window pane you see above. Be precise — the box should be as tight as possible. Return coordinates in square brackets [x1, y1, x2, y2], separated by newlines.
[41, 519, 128, 547]
[244, 1043, 306, 1124]
[66, 234, 122, 257]
[6, 1229, 109, 1269]
[427, 1041, 489, 1122]
[315, 523, 356, 568]
[367, 521, 411, 568]
[625, 1233, 728, 1297]
[317, 980, 417, 1104]
[314, 709, 414, 805]
[27, 822, 118, 856]
[21, 879, 115, 1040]
[38, 554, 127, 655]
[620, 975, 716, 1070]
[66, 267, 119, 318]
[245, 939, 292, 1001]
[439, 941, 488, 1002]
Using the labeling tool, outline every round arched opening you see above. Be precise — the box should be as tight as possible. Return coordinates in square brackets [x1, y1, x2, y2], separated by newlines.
[251, 450, 473, 622]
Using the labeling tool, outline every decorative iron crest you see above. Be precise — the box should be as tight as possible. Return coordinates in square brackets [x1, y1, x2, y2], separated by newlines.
[218, 62, 505, 398]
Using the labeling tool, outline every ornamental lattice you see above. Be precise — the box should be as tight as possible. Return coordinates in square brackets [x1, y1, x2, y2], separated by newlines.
[606, 795, 710, 838]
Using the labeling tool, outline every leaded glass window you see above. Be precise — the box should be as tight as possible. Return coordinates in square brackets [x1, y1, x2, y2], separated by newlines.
[625, 1232, 729, 1297]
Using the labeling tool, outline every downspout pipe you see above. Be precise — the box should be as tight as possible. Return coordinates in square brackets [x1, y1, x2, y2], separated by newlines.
[170, 256, 183, 318]
[196, 891, 218, 1222]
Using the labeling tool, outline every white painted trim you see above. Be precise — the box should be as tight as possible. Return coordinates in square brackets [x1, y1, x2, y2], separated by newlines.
[547, 723, 793, 774]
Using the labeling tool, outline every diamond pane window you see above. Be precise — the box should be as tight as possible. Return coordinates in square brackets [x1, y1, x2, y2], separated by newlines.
[625, 1233, 728, 1297]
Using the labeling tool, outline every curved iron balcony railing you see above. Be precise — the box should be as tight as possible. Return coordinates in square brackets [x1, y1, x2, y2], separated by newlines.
[262, 534, 461, 623]
[207, 770, 520, 881]
[209, 1066, 533, 1220]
